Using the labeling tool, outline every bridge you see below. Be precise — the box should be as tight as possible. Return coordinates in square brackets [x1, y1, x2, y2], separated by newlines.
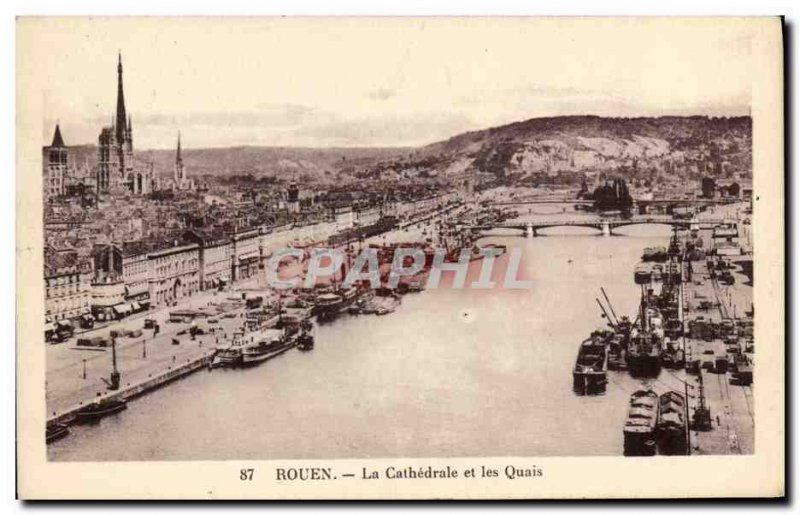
[462, 216, 726, 237]
[487, 198, 730, 207]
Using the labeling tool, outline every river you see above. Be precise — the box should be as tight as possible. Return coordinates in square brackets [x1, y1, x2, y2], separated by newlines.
[49, 208, 675, 461]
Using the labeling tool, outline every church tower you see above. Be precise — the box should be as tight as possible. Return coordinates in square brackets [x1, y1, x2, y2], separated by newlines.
[98, 53, 142, 195]
[174, 132, 185, 183]
[45, 124, 68, 198]
[115, 53, 134, 188]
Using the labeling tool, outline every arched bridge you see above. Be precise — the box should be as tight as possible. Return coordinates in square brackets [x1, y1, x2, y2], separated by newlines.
[462, 216, 726, 237]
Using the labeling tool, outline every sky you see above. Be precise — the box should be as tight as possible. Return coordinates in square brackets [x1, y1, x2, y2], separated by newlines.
[26, 17, 756, 149]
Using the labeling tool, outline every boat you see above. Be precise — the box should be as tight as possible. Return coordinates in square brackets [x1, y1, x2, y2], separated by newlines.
[634, 263, 652, 284]
[241, 329, 296, 365]
[607, 332, 628, 371]
[211, 330, 252, 368]
[623, 390, 658, 456]
[626, 290, 663, 377]
[296, 323, 315, 351]
[74, 398, 127, 422]
[626, 329, 662, 377]
[348, 297, 369, 315]
[573, 332, 609, 395]
[45, 423, 69, 444]
[641, 247, 667, 263]
[656, 391, 688, 455]
[315, 293, 343, 320]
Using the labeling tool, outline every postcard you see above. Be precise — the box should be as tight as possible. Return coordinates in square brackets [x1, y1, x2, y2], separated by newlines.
[16, 16, 784, 499]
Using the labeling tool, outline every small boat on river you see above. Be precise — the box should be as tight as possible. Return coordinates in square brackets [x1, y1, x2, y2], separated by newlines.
[75, 398, 127, 423]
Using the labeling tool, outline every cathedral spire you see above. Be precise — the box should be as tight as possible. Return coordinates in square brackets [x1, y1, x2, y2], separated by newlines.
[176, 132, 182, 164]
[50, 123, 65, 147]
[115, 52, 127, 142]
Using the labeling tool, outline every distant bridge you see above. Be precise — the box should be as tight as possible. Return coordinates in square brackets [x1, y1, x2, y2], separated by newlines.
[488, 198, 730, 207]
[462, 216, 726, 237]
[488, 199, 593, 206]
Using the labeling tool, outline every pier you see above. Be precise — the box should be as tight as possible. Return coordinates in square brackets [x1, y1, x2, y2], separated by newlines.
[46, 291, 251, 426]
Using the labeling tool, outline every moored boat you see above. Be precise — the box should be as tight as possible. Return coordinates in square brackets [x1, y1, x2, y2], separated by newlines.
[315, 292, 344, 320]
[211, 330, 251, 368]
[641, 247, 667, 263]
[75, 398, 127, 423]
[46, 423, 70, 444]
[623, 390, 658, 456]
[573, 332, 609, 395]
[296, 331, 314, 351]
[656, 391, 688, 455]
[634, 263, 652, 284]
[626, 330, 662, 377]
[241, 329, 296, 365]
[626, 289, 663, 377]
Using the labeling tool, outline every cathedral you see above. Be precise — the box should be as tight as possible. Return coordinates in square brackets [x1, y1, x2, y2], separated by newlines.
[96, 54, 153, 196]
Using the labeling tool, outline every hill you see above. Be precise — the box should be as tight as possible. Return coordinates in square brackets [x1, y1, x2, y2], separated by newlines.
[358, 115, 752, 182]
[57, 115, 751, 184]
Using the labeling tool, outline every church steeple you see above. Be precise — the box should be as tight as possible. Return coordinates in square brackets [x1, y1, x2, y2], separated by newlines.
[50, 123, 65, 147]
[115, 52, 127, 142]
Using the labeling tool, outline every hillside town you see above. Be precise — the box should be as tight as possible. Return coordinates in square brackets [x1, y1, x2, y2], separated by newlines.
[43, 56, 753, 339]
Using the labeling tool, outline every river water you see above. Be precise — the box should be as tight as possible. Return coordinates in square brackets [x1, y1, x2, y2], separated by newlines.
[49, 208, 675, 461]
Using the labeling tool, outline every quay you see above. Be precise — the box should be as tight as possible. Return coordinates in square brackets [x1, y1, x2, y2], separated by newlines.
[47, 350, 215, 426]
[681, 204, 754, 454]
[46, 285, 255, 426]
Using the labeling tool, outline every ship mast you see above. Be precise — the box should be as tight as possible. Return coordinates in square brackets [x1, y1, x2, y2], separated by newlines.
[595, 298, 616, 330]
[600, 287, 619, 326]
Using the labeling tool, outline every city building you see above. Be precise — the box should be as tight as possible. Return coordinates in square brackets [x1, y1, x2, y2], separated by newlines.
[148, 243, 201, 307]
[91, 242, 152, 319]
[287, 181, 300, 214]
[44, 246, 93, 323]
[231, 229, 261, 282]
[183, 229, 232, 290]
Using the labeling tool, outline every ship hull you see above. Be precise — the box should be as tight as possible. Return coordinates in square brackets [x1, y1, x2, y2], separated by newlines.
[241, 340, 295, 365]
[625, 354, 661, 377]
[572, 371, 607, 395]
[623, 432, 657, 457]
[46, 424, 70, 444]
[75, 400, 127, 423]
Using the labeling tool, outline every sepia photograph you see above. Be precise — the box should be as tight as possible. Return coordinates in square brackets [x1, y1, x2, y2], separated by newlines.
[15, 15, 785, 499]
